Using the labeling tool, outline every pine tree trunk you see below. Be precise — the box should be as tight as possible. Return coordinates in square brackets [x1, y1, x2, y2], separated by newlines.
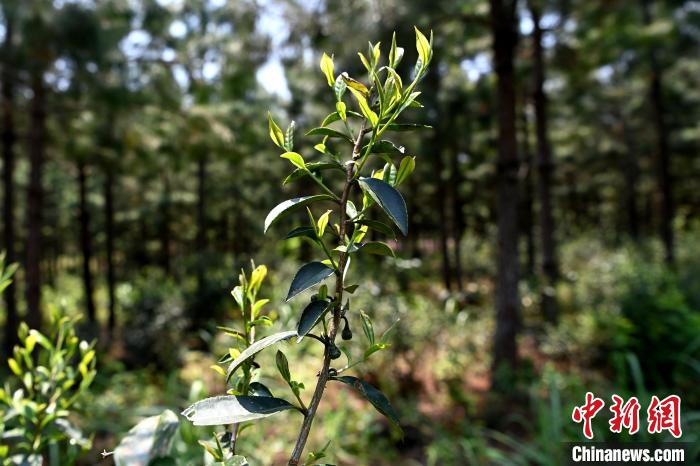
[78, 162, 96, 324]
[160, 173, 171, 274]
[104, 170, 117, 334]
[25, 69, 46, 330]
[640, 0, 674, 264]
[621, 121, 640, 239]
[490, 0, 521, 381]
[531, 4, 559, 323]
[196, 156, 207, 296]
[448, 124, 464, 292]
[2, 13, 19, 353]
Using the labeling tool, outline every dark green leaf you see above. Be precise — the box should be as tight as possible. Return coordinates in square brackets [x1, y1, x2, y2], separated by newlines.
[305, 127, 353, 142]
[284, 226, 318, 241]
[297, 299, 332, 342]
[276, 350, 291, 383]
[226, 331, 297, 381]
[358, 177, 408, 235]
[322, 110, 363, 127]
[332, 376, 401, 429]
[283, 162, 344, 185]
[367, 140, 405, 155]
[287, 262, 335, 301]
[264, 195, 335, 233]
[248, 382, 274, 397]
[182, 395, 296, 426]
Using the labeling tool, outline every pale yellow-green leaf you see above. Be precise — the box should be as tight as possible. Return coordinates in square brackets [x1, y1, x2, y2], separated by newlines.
[280, 152, 306, 170]
[210, 365, 226, 377]
[249, 265, 268, 294]
[320, 52, 335, 87]
[372, 42, 381, 64]
[414, 26, 431, 67]
[268, 112, 285, 148]
[341, 73, 369, 96]
[336, 101, 347, 121]
[357, 52, 371, 72]
[317, 210, 332, 237]
[8, 358, 21, 376]
[395, 156, 416, 186]
[314, 143, 327, 154]
[348, 87, 378, 127]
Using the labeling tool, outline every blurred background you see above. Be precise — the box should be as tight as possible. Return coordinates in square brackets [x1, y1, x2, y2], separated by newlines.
[1, 0, 700, 464]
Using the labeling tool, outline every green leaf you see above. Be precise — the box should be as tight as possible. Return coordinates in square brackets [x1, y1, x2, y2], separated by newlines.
[264, 195, 335, 233]
[268, 112, 285, 148]
[414, 27, 431, 68]
[284, 226, 318, 241]
[221, 456, 249, 466]
[280, 152, 306, 170]
[306, 127, 353, 142]
[364, 342, 390, 359]
[395, 156, 415, 186]
[367, 140, 405, 155]
[360, 310, 374, 345]
[357, 242, 395, 257]
[287, 262, 335, 301]
[333, 74, 347, 101]
[276, 350, 291, 382]
[322, 110, 363, 127]
[182, 395, 296, 426]
[357, 51, 371, 72]
[114, 410, 179, 466]
[283, 162, 343, 185]
[296, 299, 332, 342]
[248, 382, 274, 398]
[336, 101, 347, 121]
[389, 32, 404, 68]
[284, 121, 295, 151]
[384, 123, 432, 132]
[320, 52, 335, 87]
[344, 284, 360, 294]
[225, 331, 297, 381]
[332, 376, 401, 429]
[353, 219, 396, 238]
[358, 177, 408, 235]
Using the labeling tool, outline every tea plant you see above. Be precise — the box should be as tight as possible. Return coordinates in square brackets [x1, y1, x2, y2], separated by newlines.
[0, 313, 97, 465]
[182, 28, 433, 465]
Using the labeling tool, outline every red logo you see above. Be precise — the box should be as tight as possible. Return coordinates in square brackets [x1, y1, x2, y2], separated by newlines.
[572, 392, 606, 439]
[647, 395, 682, 438]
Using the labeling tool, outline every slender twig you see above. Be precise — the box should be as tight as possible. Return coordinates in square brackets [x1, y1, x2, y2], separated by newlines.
[287, 121, 366, 466]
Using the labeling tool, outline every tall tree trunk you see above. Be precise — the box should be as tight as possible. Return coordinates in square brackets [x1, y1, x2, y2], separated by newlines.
[490, 0, 521, 383]
[25, 69, 46, 330]
[2, 12, 19, 353]
[641, 0, 674, 265]
[425, 67, 453, 291]
[519, 101, 536, 277]
[448, 116, 464, 293]
[104, 170, 116, 335]
[531, 4, 559, 323]
[78, 162, 96, 324]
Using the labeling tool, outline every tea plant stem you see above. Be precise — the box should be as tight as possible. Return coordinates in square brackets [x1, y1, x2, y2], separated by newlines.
[287, 121, 366, 466]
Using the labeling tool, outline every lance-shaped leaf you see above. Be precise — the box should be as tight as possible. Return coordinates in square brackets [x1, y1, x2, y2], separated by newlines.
[332, 376, 401, 430]
[284, 226, 318, 241]
[181, 395, 296, 426]
[248, 382, 274, 397]
[367, 140, 405, 155]
[384, 123, 432, 132]
[287, 262, 335, 301]
[264, 195, 335, 233]
[358, 177, 408, 235]
[283, 162, 343, 185]
[306, 127, 353, 142]
[225, 331, 297, 381]
[357, 242, 395, 257]
[297, 299, 332, 342]
[114, 410, 179, 466]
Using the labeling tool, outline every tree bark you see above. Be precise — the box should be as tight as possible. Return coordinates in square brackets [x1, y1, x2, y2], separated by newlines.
[531, 3, 559, 323]
[519, 100, 536, 277]
[104, 170, 116, 334]
[621, 120, 640, 239]
[2, 11, 19, 353]
[641, 0, 674, 265]
[490, 0, 521, 383]
[196, 156, 207, 295]
[25, 69, 46, 330]
[448, 107, 465, 292]
[160, 172, 171, 274]
[78, 162, 96, 324]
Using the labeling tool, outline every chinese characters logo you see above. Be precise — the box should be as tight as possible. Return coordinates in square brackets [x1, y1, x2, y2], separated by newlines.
[572, 392, 682, 439]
